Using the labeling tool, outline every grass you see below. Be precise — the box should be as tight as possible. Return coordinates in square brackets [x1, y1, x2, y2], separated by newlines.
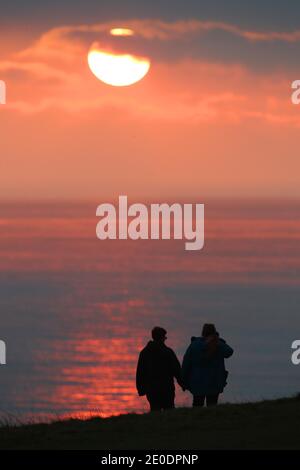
[0, 395, 300, 450]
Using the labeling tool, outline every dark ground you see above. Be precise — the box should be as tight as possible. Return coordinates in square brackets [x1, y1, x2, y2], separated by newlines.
[0, 396, 299, 449]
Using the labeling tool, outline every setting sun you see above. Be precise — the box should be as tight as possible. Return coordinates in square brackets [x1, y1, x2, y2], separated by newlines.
[88, 46, 150, 87]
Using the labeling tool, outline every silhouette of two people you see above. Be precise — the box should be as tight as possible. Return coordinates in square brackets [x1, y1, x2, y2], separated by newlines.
[136, 324, 233, 411]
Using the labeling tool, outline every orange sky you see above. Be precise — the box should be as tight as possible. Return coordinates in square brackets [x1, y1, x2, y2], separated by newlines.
[0, 19, 300, 200]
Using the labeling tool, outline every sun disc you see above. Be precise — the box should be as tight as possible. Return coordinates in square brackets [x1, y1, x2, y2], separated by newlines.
[88, 49, 150, 87]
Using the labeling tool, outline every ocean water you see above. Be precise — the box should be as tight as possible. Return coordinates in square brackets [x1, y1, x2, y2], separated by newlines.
[0, 200, 299, 419]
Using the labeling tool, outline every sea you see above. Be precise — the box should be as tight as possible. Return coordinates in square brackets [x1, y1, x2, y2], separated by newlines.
[0, 199, 299, 420]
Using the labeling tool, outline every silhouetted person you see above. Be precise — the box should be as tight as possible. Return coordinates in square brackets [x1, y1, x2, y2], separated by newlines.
[182, 323, 233, 407]
[136, 327, 184, 411]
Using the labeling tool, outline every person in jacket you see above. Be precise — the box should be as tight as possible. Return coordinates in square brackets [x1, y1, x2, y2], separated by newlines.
[136, 326, 184, 411]
[182, 323, 233, 407]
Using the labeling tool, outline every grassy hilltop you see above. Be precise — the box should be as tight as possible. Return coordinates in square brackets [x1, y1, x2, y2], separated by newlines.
[0, 396, 300, 450]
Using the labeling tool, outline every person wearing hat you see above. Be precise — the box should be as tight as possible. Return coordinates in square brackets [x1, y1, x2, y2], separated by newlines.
[182, 323, 233, 407]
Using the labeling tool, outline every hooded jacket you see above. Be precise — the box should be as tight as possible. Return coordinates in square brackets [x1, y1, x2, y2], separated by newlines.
[182, 336, 233, 395]
[136, 341, 183, 396]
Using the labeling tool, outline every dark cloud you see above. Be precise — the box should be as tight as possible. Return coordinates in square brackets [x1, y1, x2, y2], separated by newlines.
[2, 0, 300, 31]
[69, 25, 300, 74]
